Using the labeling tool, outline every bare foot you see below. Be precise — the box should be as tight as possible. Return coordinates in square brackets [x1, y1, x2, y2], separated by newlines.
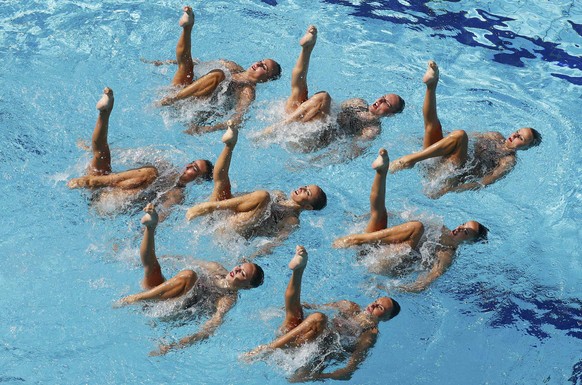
[332, 236, 354, 248]
[372, 148, 389, 172]
[389, 155, 415, 173]
[179, 6, 194, 28]
[67, 177, 87, 189]
[141, 203, 159, 228]
[422, 60, 439, 86]
[288, 245, 308, 270]
[299, 25, 317, 48]
[241, 344, 270, 363]
[221, 120, 239, 147]
[185, 202, 210, 221]
[96, 87, 114, 112]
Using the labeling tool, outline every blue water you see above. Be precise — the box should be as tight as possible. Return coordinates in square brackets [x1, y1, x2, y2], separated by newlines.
[1, 1, 580, 384]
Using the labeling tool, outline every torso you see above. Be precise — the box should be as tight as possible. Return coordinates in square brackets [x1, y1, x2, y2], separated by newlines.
[471, 133, 515, 177]
[336, 98, 380, 138]
[233, 191, 299, 238]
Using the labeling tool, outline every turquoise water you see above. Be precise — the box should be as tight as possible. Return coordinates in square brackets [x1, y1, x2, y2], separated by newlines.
[1, 1, 580, 384]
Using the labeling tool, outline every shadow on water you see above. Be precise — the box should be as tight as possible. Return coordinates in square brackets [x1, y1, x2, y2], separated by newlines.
[445, 266, 581, 384]
[321, 0, 582, 85]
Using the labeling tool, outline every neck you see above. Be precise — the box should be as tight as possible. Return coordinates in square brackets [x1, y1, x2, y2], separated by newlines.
[232, 71, 255, 85]
[355, 311, 377, 329]
[440, 227, 460, 249]
[278, 199, 303, 214]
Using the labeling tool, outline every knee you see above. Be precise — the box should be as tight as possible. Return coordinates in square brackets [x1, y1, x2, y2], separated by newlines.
[253, 190, 271, 206]
[308, 312, 328, 331]
[410, 221, 425, 236]
[177, 269, 198, 290]
[313, 91, 331, 105]
[450, 130, 468, 143]
[208, 69, 226, 84]
[144, 166, 159, 183]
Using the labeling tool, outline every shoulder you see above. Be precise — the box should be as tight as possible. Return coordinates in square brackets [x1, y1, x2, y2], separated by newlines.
[341, 98, 367, 109]
[204, 261, 228, 274]
[220, 59, 244, 72]
[337, 300, 361, 314]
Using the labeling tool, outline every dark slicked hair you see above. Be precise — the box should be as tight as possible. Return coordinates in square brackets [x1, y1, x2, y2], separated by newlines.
[389, 298, 401, 319]
[201, 159, 214, 181]
[475, 223, 489, 243]
[395, 95, 405, 114]
[250, 263, 264, 288]
[529, 128, 542, 147]
[311, 187, 327, 211]
[268, 61, 282, 81]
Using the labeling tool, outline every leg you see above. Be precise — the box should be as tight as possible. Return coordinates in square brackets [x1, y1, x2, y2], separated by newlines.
[186, 190, 271, 221]
[390, 129, 469, 172]
[161, 69, 226, 105]
[334, 221, 425, 249]
[172, 6, 195, 86]
[269, 312, 327, 349]
[284, 91, 331, 123]
[90, 88, 114, 175]
[282, 246, 309, 332]
[210, 123, 237, 202]
[68, 166, 158, 190]
[365, 149, 389, 233]
[285, 25, 317, 113]
[422, 60, 443, 148]
[121, 270, 198, 304]
[139, 203, 165, 289]
[259, 91, 331, 137]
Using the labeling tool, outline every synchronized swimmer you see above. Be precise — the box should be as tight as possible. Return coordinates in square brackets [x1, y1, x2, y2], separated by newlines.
[67, 5, 541, 381]
[390, 61, 541, 198]
[258, 25, 405, 153]
[159, 6, 281, 134]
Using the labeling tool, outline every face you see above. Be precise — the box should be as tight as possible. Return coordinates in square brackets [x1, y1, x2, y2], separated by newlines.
[366, 297, 394, 321]
[227, 263, 257, 289]
[451, 220, 480, 243]
[291, 184, 323, 209]
[179, 159, 209, 184]
[369, 94, 401, 117]
[248, 59, 278, 83]
[505, 128, 534, 150]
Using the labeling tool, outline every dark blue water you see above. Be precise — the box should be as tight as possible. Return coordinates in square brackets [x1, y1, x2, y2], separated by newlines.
[250, 0, 582, 86]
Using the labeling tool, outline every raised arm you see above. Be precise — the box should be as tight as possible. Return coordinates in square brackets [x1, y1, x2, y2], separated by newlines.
[152, 295, 235, 355]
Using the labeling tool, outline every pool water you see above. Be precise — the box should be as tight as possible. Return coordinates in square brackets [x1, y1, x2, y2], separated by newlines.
[1, 1, 580, 384]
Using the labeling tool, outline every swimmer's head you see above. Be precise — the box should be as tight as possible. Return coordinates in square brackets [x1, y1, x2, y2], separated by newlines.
[179, 159, 213, 185]
[227, 263, 264, 289]
[248, 59, 281, 83]
[451, 220, 488, 243]
[291, 184, 327, 211]
[369, 94, 405, 117]
[505, 127, 541, 150]
[366, 297, 401, 321]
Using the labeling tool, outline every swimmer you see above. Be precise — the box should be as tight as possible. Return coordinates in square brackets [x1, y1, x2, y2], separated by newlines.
[243, 246, 400, 381]
[185, 124, 327, 256]
[116, 203, 264, 354]
[159, 6, 281, 134]
[333, 148, 488, 292]
[258, 25, 404, 152]
[389, 61, 542, 197]
[67, 88, 213, 218]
